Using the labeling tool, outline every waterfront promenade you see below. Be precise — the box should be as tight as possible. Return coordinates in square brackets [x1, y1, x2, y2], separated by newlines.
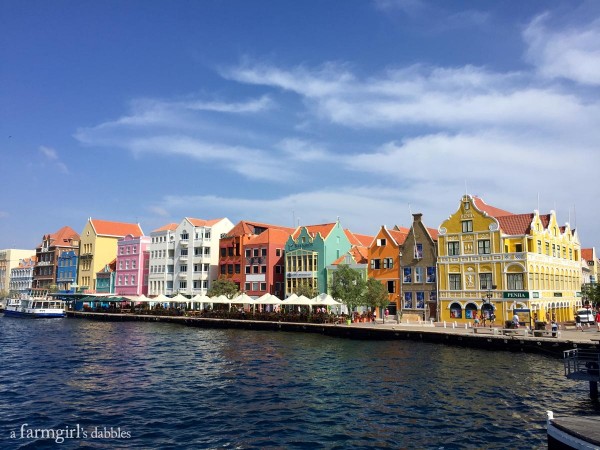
[68, 310, 600, 357]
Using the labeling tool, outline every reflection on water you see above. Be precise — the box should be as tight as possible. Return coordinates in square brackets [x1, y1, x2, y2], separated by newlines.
[1, 317, 598, 449]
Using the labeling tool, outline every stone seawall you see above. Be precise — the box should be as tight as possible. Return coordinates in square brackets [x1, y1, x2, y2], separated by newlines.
[67, 311, 596, 358]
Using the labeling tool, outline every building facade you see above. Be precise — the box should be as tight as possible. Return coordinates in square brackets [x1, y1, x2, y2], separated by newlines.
[115, 234, 151, 296]
[33, 226, 80, 290]
[367, 226, 409, 315]
[582, 248, 598, 285]
[56, 250, 79, 293]
[77, 219, 144, 292]
[437, 195, 582, 325]
[148, 223, 177, 296]
[285, 221, 352, 296]
[398, 214, 438, 321]
[9, 256, 36, 297]
[96, 259, 117, 294]
[0, 249, 35, 297]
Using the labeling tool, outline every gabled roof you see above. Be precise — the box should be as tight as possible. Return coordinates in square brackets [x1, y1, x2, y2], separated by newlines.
[344, 229, 374, 247]
[226, 220, 294, 238]
[153, 223, 178, 232]
[39, 225, 79, 248]
[473, 196, 514, 218]
[496, 213, 551, 236]
[292, 223, 337, 241]
[388, 229, 409, 246]
[90, 219, 143, 238]
[427, 228, 439, 241]
[186, 217, 225, 227]
[582, 248, 594, 262]
[248, 227, 293, 245]
[332, 246, 369, 265]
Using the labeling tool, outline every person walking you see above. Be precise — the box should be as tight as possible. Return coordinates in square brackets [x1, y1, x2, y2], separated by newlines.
[596, 311, 600, 331]
[576, 314, 583, 331]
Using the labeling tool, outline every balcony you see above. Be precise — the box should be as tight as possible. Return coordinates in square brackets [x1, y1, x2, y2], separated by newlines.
[80, 253, 93, 260]
[36, 261, 53, 266]
[179, 239, 189, 247]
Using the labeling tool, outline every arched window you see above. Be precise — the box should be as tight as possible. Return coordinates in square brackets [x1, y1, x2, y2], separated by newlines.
[449, 302, 463, 319]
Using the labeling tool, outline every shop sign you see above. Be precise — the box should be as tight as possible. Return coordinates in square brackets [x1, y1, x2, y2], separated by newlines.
[503, 291, 529, 299]
[553, 292, 563, 297]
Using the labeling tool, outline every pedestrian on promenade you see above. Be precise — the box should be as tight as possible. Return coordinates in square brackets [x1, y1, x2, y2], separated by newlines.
[474, 313, 480, 328]
[576, 314, 583, 331]
[512, 313, 520, 328]
[551, 320, 558, 337]
[596, 311, 600, 331]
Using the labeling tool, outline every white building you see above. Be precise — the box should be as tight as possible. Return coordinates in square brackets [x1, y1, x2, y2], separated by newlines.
[0, 249, 36, 297]
[148, 217, 233, 296]
[10, 257, 36, 297]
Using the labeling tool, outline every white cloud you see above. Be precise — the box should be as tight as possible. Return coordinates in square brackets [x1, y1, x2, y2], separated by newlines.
[38, 145, 69, 174]
[39, 145, 58, 160]
[524, 14, 600, 86]
[277, 138, 332, 162]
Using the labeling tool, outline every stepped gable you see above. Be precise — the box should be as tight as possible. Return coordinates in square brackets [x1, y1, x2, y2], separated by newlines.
[292, 223, 337, 240]
[473, 196, 514, 217]
[152, 223, 178, 232]
[91, 219, 143, 237]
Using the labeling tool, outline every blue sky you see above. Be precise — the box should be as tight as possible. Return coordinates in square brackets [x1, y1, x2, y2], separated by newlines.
[1, 0, 599, 252]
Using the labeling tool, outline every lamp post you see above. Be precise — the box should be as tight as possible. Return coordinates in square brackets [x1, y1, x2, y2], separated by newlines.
[481, 284, 497, 327]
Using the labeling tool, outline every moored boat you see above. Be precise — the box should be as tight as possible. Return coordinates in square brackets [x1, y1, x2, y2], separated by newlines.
[3, 293, 66, 318]
[547, 411, 600, 449]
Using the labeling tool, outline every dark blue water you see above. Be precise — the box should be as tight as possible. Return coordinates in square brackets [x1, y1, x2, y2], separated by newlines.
[0, 317, 597, 449]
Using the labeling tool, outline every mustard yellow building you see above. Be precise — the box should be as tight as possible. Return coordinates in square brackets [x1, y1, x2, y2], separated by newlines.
[437, 195, 581, 325]
[77, 218, 144, 292]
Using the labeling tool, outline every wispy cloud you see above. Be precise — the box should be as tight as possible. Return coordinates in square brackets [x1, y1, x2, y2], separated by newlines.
[524, 14, 600, 86]
[39, 145, 69, 174]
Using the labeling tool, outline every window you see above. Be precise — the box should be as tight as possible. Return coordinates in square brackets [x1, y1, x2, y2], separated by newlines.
[220, 265, 226, 275]
[205, 231, 210, 240]
[448, 242, 460, 256]
[415, 267, 423, 283]
[132, 260, 136, 269]
[220, 248, 226, 257]
[261, 266, 267, 274]
[462, 220, 473, 233]
[552, 244, 556, 257]
[403, 267, 412, 283]
[515, 244, 522, 253]
[426, 267, 436, 283]
[507, 273, 524, 290]
[545, 242, 550, 256]
[449, 274, 461, 290]
[245, 282, 251, 291]
[383, 258, 393, 269]
[537, 240, 542, 253]
[416, 292, 425, 309]
[387, 280, 395, 293]
[464, 202, 470, 210]
[194, 247, 202, 256]
[404, 292, 413, 309]
[377, 238, 387, 246]
[180, 264, 187, 272]
[276, 248, 282, 257]
[125, 260, 129, 269]
[370, 259, 381, 269]
[180, 232, 189, 240]
[253, 266, 259, 274]
[253, 249, 259, 257]
[252, 282, 259, 291]
[260, 282, 267, 291]
[414, 243, 423, 259]
[227, 264, 233, 274]
[245, 249, 251, 258]
[119, 261, 123, 270]
[478, 240, 491, 255]
[479, 273, 492, 290]
[124, 275, 129, 285]
[131, 275, 135, 285]
[228, 247, 234, 257]
[261, 248, 267, 257]
[235, 264, 241, 274]
[179, 281, 187, 289]
[275, 265, 282, 274]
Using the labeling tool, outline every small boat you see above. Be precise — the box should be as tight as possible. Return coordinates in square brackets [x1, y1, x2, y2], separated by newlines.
[547, 411, 600, 449]
[3, 292, 66, 318]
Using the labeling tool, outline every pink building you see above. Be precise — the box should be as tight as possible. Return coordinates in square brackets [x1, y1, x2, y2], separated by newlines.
[115, 234, 151, 296]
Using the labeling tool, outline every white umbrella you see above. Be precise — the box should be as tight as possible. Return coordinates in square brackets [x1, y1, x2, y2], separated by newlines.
[314, 293, 341, 306]
[281, 295, 314, 305]
[232, 292, 254, 304]
[170, 293, 188, 303]
[190, 294, 211, 310]
[255, 293, 282, 305]
[210, 295, 234, 304]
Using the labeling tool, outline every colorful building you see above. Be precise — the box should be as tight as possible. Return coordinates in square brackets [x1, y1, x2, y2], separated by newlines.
[367, 225, 410, 315]
[77, 219, 144, 293]
[399, 213, 439, 321]
[582, 248, 598, 285]
[242, 227, 294, 298]
[115, 234, 151, 296]
[34, 226, 80, 290]
[9, 256, 36, 297]
[96, 259, 116, 294]
[56, 250, 79, 293]
[219, 221, 292, 293]
[284, 220, 353, 296]
[437, 195, 582, 325]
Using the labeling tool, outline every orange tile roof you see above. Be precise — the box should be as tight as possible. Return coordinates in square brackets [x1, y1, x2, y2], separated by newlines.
[388, 229, 409, 246]
[582, 248, 594, 262]
[496, 214, 535, 235]
[292, 223, 337, 240]
[427, 228, 439, 241]
[153, 223, 178, 232]
[473, 196, 514, 217]
[226, 220, 294, 238]
[91, 219, 144, 238]
[187, 217, 225, 227]
[53, 226, 80, 245]
[248, 227, 293, 245]
[344, 229, 374, 247]
[331, 246, 369, 265]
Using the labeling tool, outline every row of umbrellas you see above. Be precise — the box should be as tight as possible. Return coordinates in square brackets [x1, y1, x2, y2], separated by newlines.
[119, 292, 342, 307]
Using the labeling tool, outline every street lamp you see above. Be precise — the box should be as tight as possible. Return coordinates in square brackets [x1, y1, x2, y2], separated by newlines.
[481, 284, 497, 326]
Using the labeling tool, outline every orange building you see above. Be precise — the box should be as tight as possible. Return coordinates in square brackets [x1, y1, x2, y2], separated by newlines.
[367, 225, 410, 314]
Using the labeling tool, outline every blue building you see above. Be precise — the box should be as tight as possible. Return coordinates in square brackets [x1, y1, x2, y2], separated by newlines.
[56, 250, 78, 294]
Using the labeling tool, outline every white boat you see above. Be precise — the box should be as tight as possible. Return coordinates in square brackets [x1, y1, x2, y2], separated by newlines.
[3, 292, 66, 318]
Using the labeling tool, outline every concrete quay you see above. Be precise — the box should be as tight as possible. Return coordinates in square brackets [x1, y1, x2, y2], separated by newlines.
[67, 311, 600, 358]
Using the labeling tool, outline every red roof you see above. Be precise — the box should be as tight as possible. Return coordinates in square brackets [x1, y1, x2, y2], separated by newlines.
[39, 225, 80, 248]
[332, 246, 369, 265]
[427, 227, 439, 241]
[91, 219, 143, 237]
[153, 223, 178, 232]
[496, 213, 553, 236]
[226, 220, 294, 238]
[473, 196, 513, 217]
[248, 227, 292, 245]
[582, 248, 594, 262]
[388, 229, 409, 246]
[344, 229, 374, 247]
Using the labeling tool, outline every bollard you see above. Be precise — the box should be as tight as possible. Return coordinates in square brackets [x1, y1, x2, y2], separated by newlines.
[443, 321, 447, 328]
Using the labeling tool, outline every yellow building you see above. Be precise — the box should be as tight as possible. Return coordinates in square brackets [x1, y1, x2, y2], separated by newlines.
[77, 218, 144, 292]
[437, 195, 582, 326]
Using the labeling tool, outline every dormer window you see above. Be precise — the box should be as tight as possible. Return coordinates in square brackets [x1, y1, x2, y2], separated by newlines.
[377, 238, 387, 246]
[464, 202, 470, 210]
